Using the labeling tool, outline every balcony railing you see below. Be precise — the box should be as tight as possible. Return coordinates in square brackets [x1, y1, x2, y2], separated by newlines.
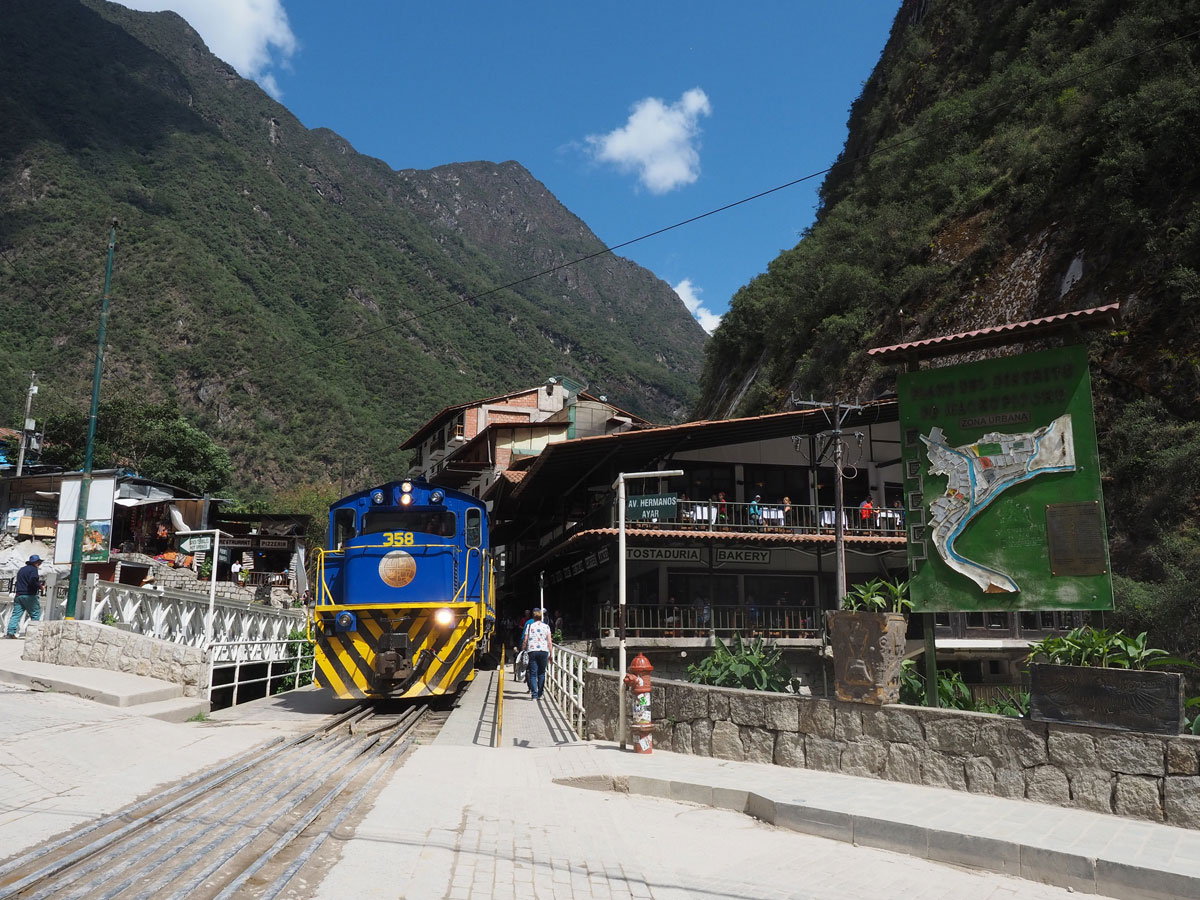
[628, 500, 906, 536]
[597, 603, 820, 639]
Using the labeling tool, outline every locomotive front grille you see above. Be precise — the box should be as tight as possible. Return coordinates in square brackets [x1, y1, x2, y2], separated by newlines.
[315, 607, 476, 699]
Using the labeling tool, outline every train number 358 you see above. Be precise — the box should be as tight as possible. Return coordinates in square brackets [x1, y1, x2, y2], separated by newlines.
[382, 531, 415, 547]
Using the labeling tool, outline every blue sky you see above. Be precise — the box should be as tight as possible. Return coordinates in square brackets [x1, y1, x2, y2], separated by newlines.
[118, 1, 900, 333]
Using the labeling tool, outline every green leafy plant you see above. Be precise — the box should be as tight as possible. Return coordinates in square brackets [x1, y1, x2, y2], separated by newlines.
[899, 660, 1029, 717]
[274, 628, 316, 692]
[1027, 626, 1194, 670]
[686, 633, 792, 692]
[841, 578, 911, 613]
[100, 611, 120, 626]
[1185, 698, 1200, 736]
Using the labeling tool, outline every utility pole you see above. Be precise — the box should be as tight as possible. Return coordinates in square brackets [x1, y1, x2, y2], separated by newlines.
[792, 397, 862, 602]
[66, 219, 118, 620]
[15, 372, 37, 476]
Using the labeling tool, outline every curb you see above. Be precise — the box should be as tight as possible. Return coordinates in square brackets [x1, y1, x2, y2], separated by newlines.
[556, 774, 1197, 900]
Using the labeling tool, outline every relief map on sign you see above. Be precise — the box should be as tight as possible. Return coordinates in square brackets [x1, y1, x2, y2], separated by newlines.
[922, 414, 1075, 594]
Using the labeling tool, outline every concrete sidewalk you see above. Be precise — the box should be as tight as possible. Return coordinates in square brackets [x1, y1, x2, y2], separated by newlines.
[307, 668, 1199, 900]
[0, 635, 207, 721]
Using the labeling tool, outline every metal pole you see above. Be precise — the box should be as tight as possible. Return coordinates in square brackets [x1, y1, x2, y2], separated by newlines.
[66, 220, 118, 620]
[612, 469, 684, 751]
[833, 406, 847, 602]
[15, 372, 36, 477]
[207, 530, 221, 645]
[616, 473, 627, 750]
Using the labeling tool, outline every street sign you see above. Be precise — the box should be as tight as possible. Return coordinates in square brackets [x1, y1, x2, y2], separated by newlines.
[179, 534, 213, 553]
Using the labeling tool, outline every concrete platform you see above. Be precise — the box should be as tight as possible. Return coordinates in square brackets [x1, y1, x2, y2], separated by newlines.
[0, 635, 208, 720]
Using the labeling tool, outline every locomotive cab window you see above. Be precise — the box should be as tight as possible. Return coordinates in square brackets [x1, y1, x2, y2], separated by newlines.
[332, 508, 357, 549]
[465, 508, 482, 548]
[363, 509, 456, 537]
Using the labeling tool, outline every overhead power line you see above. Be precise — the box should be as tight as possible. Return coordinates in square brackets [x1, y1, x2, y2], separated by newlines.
[273, 25, 1197, 374]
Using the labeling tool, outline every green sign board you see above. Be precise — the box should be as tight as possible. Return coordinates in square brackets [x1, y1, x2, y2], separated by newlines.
[625, 492, 677, 523]
[898, 345, 1112, 612]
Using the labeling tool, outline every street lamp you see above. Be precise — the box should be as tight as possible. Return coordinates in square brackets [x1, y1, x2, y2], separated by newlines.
[176, 529, 231, 645]
[613, 468, 684, 750]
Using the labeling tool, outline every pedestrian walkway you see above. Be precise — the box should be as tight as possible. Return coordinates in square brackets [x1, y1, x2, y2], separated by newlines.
[436, 663, 581, 748]
[3, 654, 1199, 899]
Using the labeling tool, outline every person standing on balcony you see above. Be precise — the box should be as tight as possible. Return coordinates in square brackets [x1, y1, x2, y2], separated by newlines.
[522, 609, 553, 700]
[6, 554, 43, 639]
[748, 495, 763, 530]
[859, 496, 874, 529]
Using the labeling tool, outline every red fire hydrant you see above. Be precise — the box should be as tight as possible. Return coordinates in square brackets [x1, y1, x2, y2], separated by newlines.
[623, 653, 654, 754]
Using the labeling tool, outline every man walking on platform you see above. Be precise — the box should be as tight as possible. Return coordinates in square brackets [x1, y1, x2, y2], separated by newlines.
[522, 609, 553, 700]
[6, 554, 43, 639]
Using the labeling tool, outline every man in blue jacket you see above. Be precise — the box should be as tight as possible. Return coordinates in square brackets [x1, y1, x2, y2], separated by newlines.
[6, 554, 43, 638]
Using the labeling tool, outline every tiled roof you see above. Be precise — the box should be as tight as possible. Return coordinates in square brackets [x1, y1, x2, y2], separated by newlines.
[866, 303, 1121, 362]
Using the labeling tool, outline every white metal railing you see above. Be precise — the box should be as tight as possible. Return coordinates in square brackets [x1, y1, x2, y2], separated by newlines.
[545, 646, 597, 738]
[206, 638, 315, 704]
[83, 578, 304, 648]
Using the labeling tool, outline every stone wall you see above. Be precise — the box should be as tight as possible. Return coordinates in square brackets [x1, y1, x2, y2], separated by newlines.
[584, 670, 1200, 830]
[23, 620, 209, 698]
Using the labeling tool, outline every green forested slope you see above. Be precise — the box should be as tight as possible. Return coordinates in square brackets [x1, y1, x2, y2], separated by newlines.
[0, 0, 705, 497]
[696, 0, 1200, 654]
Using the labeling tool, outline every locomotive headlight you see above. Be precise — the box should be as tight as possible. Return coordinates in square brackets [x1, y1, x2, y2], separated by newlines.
[430, 489, 445, 504]
[400, 493, 413, 506]
[335, 611, 357, 632]
[401, 481, 413, 493]
[371, 490, 385, 505]
[433, 608, 454, 627]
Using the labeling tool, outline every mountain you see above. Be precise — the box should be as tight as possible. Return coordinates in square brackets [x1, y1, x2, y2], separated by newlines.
[695, 0, 1200, 653]
[0, 0, 707, 496]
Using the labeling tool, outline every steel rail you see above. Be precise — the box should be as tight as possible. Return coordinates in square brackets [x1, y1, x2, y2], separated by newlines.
[58, 731, 362, 900]
[160, 707, 428, 900]
[215, 711, 427, 900]
[0, 704, 367, 900]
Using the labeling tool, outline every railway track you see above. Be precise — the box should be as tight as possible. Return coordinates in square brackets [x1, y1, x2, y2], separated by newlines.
[0, 703, 448, 900]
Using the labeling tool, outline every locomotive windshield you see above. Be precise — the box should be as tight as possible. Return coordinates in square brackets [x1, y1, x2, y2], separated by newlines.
[362, 509, 457, 537]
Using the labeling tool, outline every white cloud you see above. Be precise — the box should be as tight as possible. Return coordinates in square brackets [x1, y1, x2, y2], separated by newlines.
[674, 278, 721, 334]
[587, 88, 711, 194]
[116, 1, 297, 99]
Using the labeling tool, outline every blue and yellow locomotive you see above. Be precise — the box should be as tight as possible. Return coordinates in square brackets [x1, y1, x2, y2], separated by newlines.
[310, 479, 495, 700]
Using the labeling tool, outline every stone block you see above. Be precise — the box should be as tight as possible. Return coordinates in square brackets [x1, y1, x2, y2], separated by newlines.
[691, 719, 713, 757]
[884, 743, 923, 784]
[862, 706, 923, 744]
[841, 740, 885, 777]
[1167, 739, 1200, 776]
[964, 757, 996, 794]
[797, 699, 835, 738]
[977, 718, 1048, 767]
[1068, 769, 1113, 813]
[708, 691, 730, 720]
[763, 695, 799, 732]
[922, 753, 967, 791]
[993, 765, 1026, 799]
[650, 687, 665, 721]
[833, 706, 863, 742]
[710, 720, 744, 761]
[652, 722, 673, 752]
[774, 732, 805, 768]
[925, 714, 980, 755]
[743, 727, 774, 764]
[1113, 774, 1163, 821]
[1025, 765, 1070, 805]
[1048, 730, 1098, 768]
[1096, 733, 1165, 776]
[672, 721, 693, 755]
[728, 691, 765, 727]
[805, 736, 842, 772]
[665, 683, 710, 722]
[1164, 776, 1200, 828]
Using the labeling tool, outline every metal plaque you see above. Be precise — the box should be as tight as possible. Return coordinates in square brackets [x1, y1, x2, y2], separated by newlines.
[1046, 501, 1106, 576]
